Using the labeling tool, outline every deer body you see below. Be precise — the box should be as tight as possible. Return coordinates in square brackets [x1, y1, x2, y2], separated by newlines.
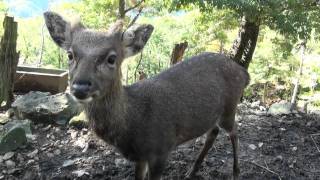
[44, 12, 249, 180]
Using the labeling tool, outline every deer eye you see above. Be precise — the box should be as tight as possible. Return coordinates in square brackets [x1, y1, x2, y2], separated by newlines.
[107, 54, 117, 65]
[67, 51, 73, 60]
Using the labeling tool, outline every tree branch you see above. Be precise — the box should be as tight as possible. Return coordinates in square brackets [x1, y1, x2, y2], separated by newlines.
[124, 0, 145, 14]
[127, 7, 143, 28]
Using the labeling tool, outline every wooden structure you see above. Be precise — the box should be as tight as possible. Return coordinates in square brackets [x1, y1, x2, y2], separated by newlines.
[0, 16, 19, 109]
[170, 41, 188, 65]
[14, 66, 68, 94]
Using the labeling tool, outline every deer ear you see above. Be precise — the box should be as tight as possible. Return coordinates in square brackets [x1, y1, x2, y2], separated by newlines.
[122, 24, 154, 58]
[44, 11, 73, 50]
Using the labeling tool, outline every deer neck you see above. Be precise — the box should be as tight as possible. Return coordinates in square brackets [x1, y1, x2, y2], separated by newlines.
[84, 77, 128, 142]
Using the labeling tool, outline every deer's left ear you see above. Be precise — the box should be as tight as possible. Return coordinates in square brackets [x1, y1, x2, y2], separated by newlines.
[121, 24, 154, 58]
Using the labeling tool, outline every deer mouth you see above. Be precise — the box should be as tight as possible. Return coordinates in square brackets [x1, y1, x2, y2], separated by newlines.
[70, 90, 100, 104]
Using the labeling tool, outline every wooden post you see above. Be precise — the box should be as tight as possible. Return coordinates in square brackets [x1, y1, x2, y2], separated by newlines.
[170, 41, 188, 65]
[0, 16, 19, 110]
[290, 40, 306, 111]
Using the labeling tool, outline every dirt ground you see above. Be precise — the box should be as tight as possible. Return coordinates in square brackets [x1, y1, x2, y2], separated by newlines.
[0, 103, 320, 180]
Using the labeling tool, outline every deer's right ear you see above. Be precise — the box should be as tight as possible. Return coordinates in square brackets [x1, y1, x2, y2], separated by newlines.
[44, 11, 72, 50]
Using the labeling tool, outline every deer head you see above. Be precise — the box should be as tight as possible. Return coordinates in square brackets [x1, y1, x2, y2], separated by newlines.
[44, 11, 153, 103]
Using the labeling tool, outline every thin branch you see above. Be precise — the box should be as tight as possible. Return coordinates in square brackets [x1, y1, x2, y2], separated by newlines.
[134, 52, 143, 82]
[38, 23, 46, 67]
[127, 7, 143, 28]
[246, 160, 282, 180]
[311, 133, 320, 136]
[124, 0, 145, 14]
[310, 135, 320, 153]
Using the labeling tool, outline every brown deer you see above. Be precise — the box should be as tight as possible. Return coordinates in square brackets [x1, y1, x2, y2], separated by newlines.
[44, 11, 249, 180]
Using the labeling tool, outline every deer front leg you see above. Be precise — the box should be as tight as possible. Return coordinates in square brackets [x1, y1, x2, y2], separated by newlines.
[135, 161, 148, 180]
[147, 155, 167, 180]
[229, 123, 240, 180]
[186, 127, 220, 179]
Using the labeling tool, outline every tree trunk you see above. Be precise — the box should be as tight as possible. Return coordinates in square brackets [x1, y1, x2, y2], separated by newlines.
[170, 41, 188, 65]
[119, 0, 126, 19]
[229, 17, 260, 69]
[290, 40, 306, 111]
[38, 23, 45, 67]
[0, 16, 19, 110]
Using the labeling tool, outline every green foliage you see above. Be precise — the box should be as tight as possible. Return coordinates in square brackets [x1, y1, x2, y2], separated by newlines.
[55, 0, 118, 29]
[172, 0, 320, 42]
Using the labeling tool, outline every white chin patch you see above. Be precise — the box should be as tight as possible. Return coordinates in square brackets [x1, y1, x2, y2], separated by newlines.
[71, 95, 93, 104]
[78, 97, 93, 103]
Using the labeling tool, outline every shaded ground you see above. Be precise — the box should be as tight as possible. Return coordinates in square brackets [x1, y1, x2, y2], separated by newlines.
[0, 104, 320, 180]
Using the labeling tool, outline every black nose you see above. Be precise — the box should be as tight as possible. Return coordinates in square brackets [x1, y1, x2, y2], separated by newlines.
[72, 80, 92, 100]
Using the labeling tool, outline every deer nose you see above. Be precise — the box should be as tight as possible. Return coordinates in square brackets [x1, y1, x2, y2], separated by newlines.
[72, 80, 92, 100]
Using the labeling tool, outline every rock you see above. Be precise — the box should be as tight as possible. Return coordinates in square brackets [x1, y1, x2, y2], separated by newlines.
[258, 142, 264, 148]
[74, 138, 86, 149]
[11, 91, 81, 125]
[115, 158, 129, 168]
[47, 152, 54, 158]
[26, 159, 35, 165]
[16, 153, 24, 163]
[4, 120, 32, 135]
[249, 144, 257, 150]
[43, 125, 51, 131]
[27, 149, 38, 158]
[53, 149, 61, 155]
[268, 102, 292, 116]
[5, 160, 15, 168]
[8, 168, 20, 175]
[0, 156, 3, 163]
[69, 111, 88, 129]
[72, 169, 89, 177]
[250, 100, 261, 109]
[0, 120, 31, 154]
[3, 152, 14, 160]
[275, 155, 283, 161]
[5, 109, 15, 118]
[70, 131, 78, 139]
[0, 114, 9, 125]
[62, 159, 76, 167]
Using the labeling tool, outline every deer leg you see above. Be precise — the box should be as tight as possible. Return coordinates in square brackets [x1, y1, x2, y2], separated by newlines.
[135, 161, 148, 180]
[219, 111, 240, 180]
[186, 127, 220, 179]
[147, 155, 167, 180]
[229, 123, 240, 180]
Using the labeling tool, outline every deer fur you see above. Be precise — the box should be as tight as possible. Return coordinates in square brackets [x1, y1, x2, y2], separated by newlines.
[44, 11, 249, 180]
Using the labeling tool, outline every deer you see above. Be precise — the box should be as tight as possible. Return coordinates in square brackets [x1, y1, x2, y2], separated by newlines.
[44, 11, 249, 180]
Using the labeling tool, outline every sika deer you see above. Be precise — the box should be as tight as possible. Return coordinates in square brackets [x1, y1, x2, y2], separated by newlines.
[44, 11, 249, 180]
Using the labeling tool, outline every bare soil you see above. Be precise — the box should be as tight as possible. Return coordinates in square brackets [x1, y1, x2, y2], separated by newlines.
[1, 104, 320, 180]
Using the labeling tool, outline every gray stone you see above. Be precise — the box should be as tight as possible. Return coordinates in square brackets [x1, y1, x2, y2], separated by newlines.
[0, 120, 31, 154]
[11, 91, 81, 125]
[5, 160, 15, 168]
[4, 120, 32, 135]
[53, 149, 61, 155]
[268, 102, 292, 116]
[62, 159, 76, 167]
[0, 114, 9, 125]
[27, 149, 38, 158]
[115, 158, 129, 167]
[2, 152, 14, 160]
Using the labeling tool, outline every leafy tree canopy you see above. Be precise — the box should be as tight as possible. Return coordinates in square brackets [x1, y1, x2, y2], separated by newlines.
[172, 0, 320, 41]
